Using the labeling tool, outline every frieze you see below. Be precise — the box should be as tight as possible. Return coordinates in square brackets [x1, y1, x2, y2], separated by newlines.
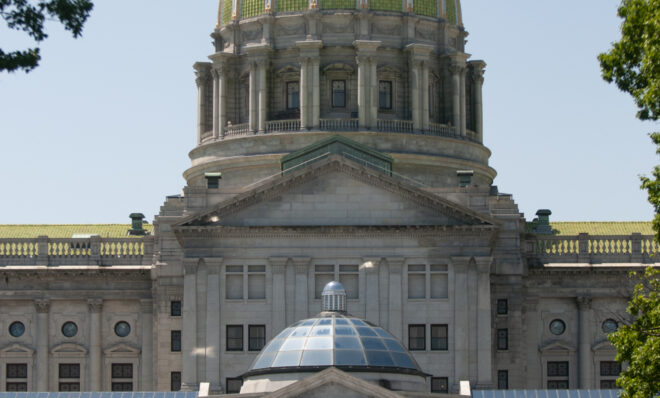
[322, 20, 354, 34]
[275, 22, 305, 36]
[372, 22, 401, 36]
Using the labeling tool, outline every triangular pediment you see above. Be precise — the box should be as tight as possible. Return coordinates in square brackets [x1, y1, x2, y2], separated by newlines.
[176, 155, 498, 232]
[539, 340, 576, 353]
[263, 367, 405, 398]
[0, 343, 34, 357]
[103, 343, 140, 356]
[51, 343, 88, 356]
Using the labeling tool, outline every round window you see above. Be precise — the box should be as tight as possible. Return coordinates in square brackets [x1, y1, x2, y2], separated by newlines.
[549, 319, 566, 335]
[114, 321, 131, 337]
[61, 321, 78, 338]
[9, 321, 25, 338]
[602, 319, 618, 334]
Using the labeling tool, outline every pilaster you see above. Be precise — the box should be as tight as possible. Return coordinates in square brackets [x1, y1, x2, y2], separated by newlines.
[354, 40, 381, 130]
[34, 299, 50, 391]
[475, 256, 493, 389]
[292, 257, 312, 321]
[523, 296, 540, 388]
[204, 258, 223, 392]
[269, 257, 289, 334]
[577, 296, 593, 388]
[362, 257, 380, 325]
[181, 259, 199, 391]
[386, 257, 404, 339]
[468, 60, 485, 142]
[87, 299, 103, 391]
[451, 257, 470, 390]
[140, 299, 154, 391]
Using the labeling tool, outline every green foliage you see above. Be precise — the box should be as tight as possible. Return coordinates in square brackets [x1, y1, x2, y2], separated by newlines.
[609, 267, 660, 398]
[0, 0, 94, 73]
[598, 0, 660, 121]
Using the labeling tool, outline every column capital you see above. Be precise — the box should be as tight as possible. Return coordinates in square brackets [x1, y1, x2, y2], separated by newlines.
[404, 43, 433, 58]
[87, 298, 103, 313]
[183, 259, 199, 275]
[576, 296, 592, 310]
[451, 256, 471, 272]
[268, 257, 289, 272]
[34, 299, 50, 313]
[353, 40, 381, 54]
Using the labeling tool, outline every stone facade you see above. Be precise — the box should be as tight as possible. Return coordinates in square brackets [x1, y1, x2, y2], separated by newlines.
[0, 0, 656, 395]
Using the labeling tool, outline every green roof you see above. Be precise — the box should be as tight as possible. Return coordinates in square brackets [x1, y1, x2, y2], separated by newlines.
[0, 224, 153, 239]
[527, 221, 653, 236]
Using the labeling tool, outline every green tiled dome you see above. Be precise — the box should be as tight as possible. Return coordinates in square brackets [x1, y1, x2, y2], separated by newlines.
[217, 0, 461, 26]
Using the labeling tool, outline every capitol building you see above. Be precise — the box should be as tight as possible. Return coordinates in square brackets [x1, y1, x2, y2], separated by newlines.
[0, 0, 656, 396]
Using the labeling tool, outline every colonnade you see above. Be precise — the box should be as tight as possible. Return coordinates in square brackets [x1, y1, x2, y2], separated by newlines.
[194, 42, 485, 143]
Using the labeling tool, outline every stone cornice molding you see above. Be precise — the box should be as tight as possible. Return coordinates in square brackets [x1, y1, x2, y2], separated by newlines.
[183, 259, 199, 275]
[474, 256, 492, 274]
[405, 43, 434, 59]
[245, 43, 273, 58]
[87, 298, 103, 313]
[291, 257, 311, 273]
[353, 40, 381, 54]
[451, 256, 471, 273]
[175, 155, 499, 231]
[528, 266, 644, 276]
[34, 298, 50, 313]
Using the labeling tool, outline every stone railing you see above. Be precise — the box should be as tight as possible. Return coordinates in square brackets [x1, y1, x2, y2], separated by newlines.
[320, 118, 358, 131]
[266, 119, 300, 132]
[377, 119, 413, 133]
[0, 236, 154, 267]
[529, 233, 658, 264]
[225, 123, 250, 137]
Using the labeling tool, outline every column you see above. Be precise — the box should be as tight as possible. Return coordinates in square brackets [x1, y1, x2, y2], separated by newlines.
[292, 257, 311, 321]
[409, 61, 420, 129]
[87, 299, 103, 391]
[577, 296, 593, 388]
[269, 258, 288, 334]
[452, 257, 470, 389]
[248, 62, 258, 133]
[386, 257, 404, 339]
[257, 59, 268, 133]
[34, 299, 49, 391]
[459, 67, 467, 136]
[212, 68, 220, 139]
[422, 61, 430, 130]
[406, 44, 432, 131]
[475, 257, 493, 388]
[205, 259, 222, 391]
[140, 299, 154, 391]
[312, 58, 320, 128]
[194, 63, 211, 144]
[448, 53, 468, 135]
[181, 260, 198, 391]
[354, 40, 381, 130]
[209, 53, 230, 138]
[300, 58, 309, 129]
[469, 60, 485, 142]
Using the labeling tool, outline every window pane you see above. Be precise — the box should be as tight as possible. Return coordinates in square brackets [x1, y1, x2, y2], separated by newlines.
[498, 370, 508, 389]
[408, 274, 425, 299]
[497, 329, 508, 350]
[379, 81, 392, 110]
[171, 301, 182, 317]
[408, 325, 425, 350]
[431, 325, 448, 350]
[226, 378, 243, 394]
[332, 80, 346, 107]
[600, 361, 621, 376]
[248, 274, 265, 299]
[171, 330, 182, 352]
[227, 325, 243, 351]
[431, 377, 448, 393]
[548, 361, 569, 377]
[7, 364, 27, 379]
[287, 82, 300, 110]
[226, 274, 243, 299]
[59, 364, 80, 378]
[171, 372, 181, 391]
[249, 325, 266, 351]
[497, 299, 508, 315]
[339, 273, 358, 299]
[315, 273, 334, 299]
[430, 273, 448, 298]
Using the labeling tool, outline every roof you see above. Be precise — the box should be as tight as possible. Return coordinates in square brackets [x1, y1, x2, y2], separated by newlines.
[526, 221, 653, 236]
[0, 224, 153, 239]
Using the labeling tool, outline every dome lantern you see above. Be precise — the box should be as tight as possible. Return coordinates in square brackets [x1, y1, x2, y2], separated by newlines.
[321, 281, 346, 313]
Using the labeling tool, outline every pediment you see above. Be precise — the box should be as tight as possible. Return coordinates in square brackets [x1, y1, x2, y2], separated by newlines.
[276, 64, 301, 76]
[175, 155, 498, 233]
[103, 343, 140, 356]
[0, 343, 34, 357]
[592, 339, 616, 352]
[539, 340, 576, 353]
[263, 367, 404, 398]
[51, 343, 88, 356]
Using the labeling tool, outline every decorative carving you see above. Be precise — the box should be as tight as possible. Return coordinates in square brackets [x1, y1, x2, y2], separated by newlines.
[87, 298, 103, 313]
[576, 296, 592, 310]
[322, 20, 354, 34]
[34, 299, 50, 313]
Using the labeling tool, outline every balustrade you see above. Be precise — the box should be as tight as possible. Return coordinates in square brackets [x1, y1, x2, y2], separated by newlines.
[532, 233, 657, 264]
[0, 236, 153, 266]
[377, 119, 413, 133]
[225, 123, 250, 137]
[320, 118, 359, 131]
[266, 119, 300, 132]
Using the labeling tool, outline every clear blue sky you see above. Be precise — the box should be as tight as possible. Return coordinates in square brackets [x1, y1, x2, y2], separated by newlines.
[0, 0, 656, 224]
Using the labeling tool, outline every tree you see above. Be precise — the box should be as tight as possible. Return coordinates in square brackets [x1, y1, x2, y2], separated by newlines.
[608, 267, 660, 398]
[0, 0, 94, 73]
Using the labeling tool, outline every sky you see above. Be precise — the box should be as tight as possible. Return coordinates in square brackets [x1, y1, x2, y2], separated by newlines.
[0, 0, 657, 224]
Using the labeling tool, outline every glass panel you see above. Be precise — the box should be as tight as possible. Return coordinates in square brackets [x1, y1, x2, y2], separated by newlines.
[318, 319, 332, 325]
[280, 338, 306, 351]
[374, 328, 391, 338]
[335, 318, 349, 325]
[226, 265, 243, 272]
[291, 326, 312, 337]
[301, 319, 317, 326]
[408, 274, 425, 298]
[335, 326, 356, 336]
[339, 273, 359, 299]
[350, 319, 367, 326]
[365, 350, 395, 366]
[263, 338, 284, 353]
[430, 264, 447, 272]
[361, 337, 386, 350]
[305, 336, 333, 349]
[225, 274, 243, 299]
[272, 350, 302, 367]
[384, 339, 406, 352]
[310, 326, 332, 336]
[248, 265, 265, 272]
[408, 264, 425, 272]
[275, 328, 294, 339]
[300, 350, 333, 366]
[248, 274, 265, 299]
[339, 265, 358, 272]
[315, 265, 334, 272]
[252, 352, 276, 369]
[355, 327, 377, 337]
[334, 350, 367, 366]
[430, 274, 448, 298]
[391, 352, 415, 368]
[334, 336, 362, 349]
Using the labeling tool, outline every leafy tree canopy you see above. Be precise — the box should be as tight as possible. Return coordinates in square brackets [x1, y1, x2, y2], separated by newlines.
[608, 267, 660, 398]
[599, 0, 659, 121]
[0, 0, 93, 73]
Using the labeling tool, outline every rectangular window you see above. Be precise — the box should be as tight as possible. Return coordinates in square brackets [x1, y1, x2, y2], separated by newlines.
[171, 300, 182, 316]
[430, 264, 448, 298]
[171, 372, 182, 391]
[287, 81, 300, 110]
[7, 363, 27, 392]
[498, 370, 508, 389]
[332, 80, 346, 108]
[315, 265, 335, 299]
[547, 361, 569, 377]
[408, 324, 426, 351]
[339, 265, 359, 299]
[247, 265, 266, 299]
[6, 383, 27, 391]
[407, 264, 426, 299]
[600, 361, 621, 376]
[600, 380, 617, 389]
[111, 383, 133, 391]
[497, 329, 508, 350]
[226, 265, 244, 299]
[171, 330, 182, 352]
[227, 325, 244, 351]
[379, 80, 392, 110]
[111, 363, 133, 392]
[59, 364, 80, 379]
[249, 325, 266, 351]
[430, 324, 448, 350]
[497, 299, 508, 315]
[226, 378, 243, 394]
[547, 380, 569, 389]
[59, 383, 80, 391]
[431, 377, 448, 393]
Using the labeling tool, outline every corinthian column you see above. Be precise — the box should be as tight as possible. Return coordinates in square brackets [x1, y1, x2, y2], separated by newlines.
[296, 40, 322, 130]
[354, 40, 381, 129]
[448, 53, 468, 136]
[246, 44, 273, 134]
[34, 299, 50, 391]
[405, 44, 433, 132]
[248, 61, 258, 134]
[193, 63, 211, 144]
[468, 60, 486, 142]
[87, 299, 103, 391]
